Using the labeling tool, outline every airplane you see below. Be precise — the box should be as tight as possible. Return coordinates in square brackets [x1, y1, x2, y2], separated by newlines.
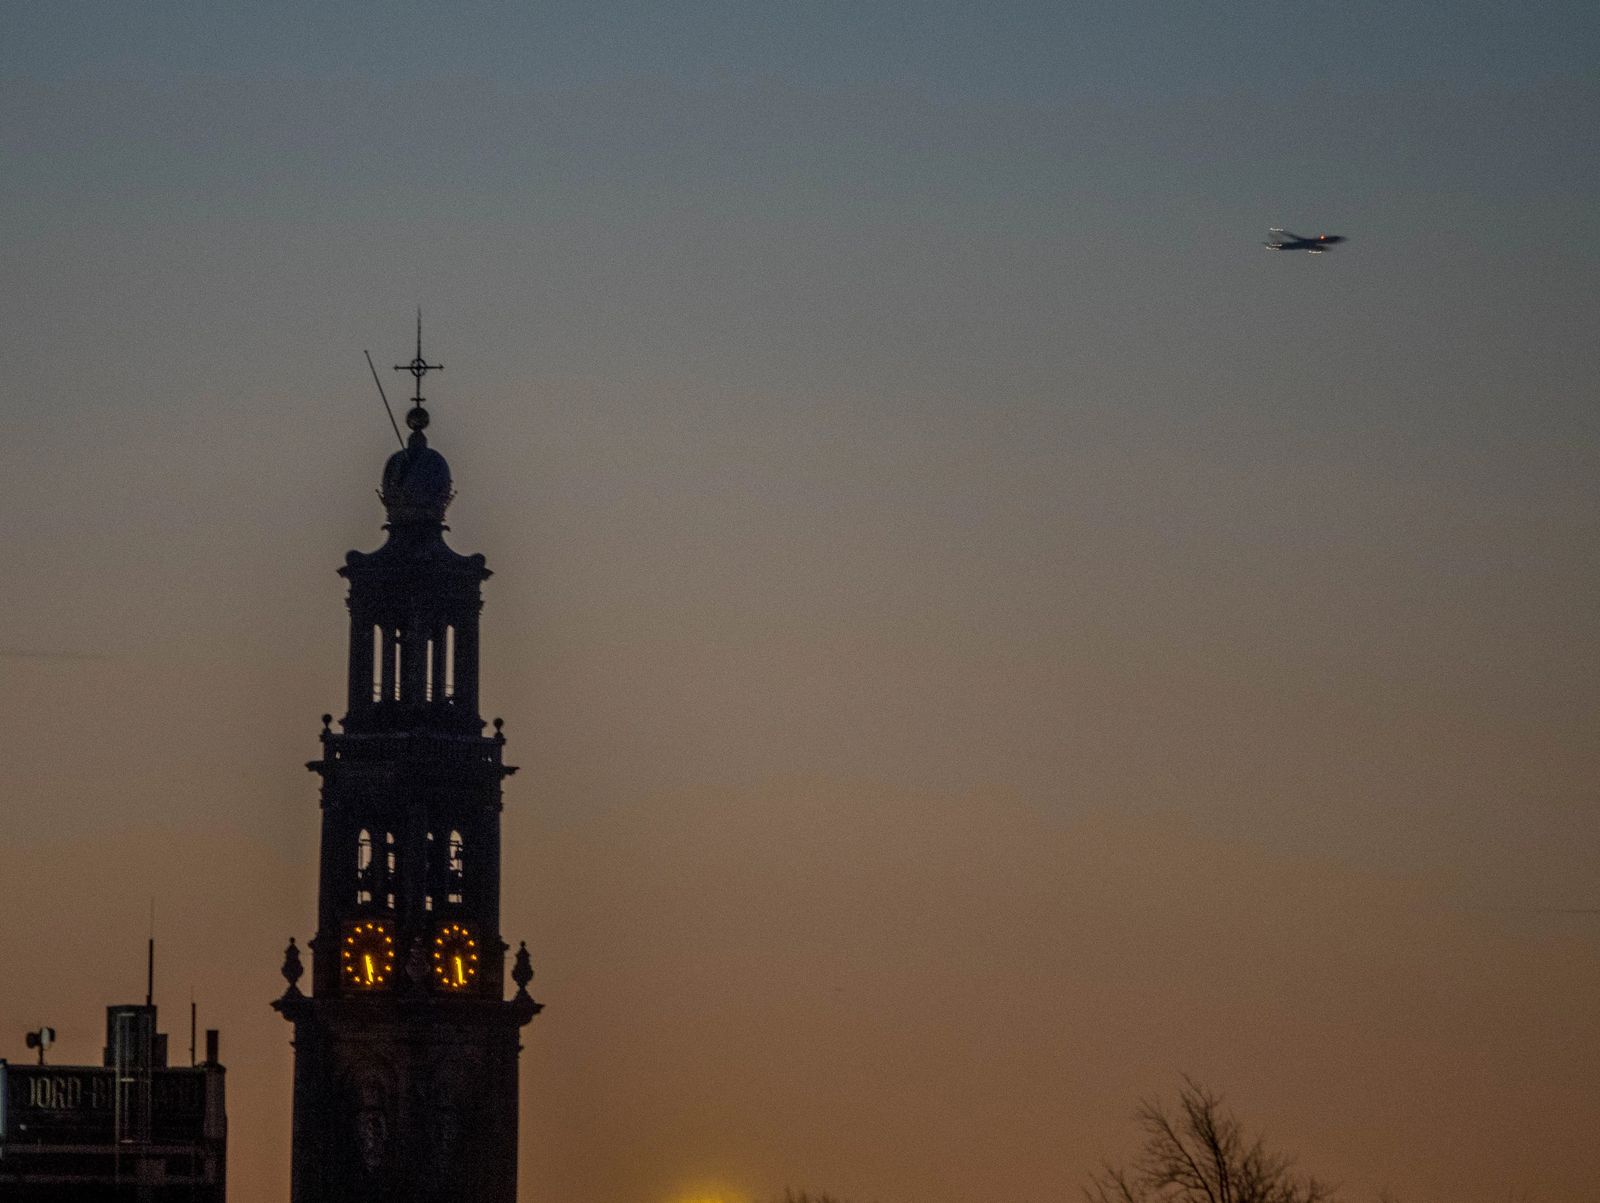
[1265, 228, 1346, 253]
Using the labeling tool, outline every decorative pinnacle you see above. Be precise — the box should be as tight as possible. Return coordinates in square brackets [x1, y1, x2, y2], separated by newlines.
[280, 937, 304, 994]
[512, 941, 534, 996]
[394, 308, 443, 432]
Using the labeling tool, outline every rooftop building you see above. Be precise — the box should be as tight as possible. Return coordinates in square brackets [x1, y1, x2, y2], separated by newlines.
[1, 998, 226, 1202]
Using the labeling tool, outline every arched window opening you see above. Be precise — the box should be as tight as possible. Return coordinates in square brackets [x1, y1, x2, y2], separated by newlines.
[447, 830, 464, 874]
[384, 832, 397, 910]
[356, 829, 374, 905]
[377, 625, 399, 703]
[424, 831, 435, 910]
[446, 829, 465, 905]
[444, 626, 456, 699]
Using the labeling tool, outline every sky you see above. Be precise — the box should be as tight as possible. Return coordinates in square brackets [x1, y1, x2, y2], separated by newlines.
[2, 2, 1599, 1200]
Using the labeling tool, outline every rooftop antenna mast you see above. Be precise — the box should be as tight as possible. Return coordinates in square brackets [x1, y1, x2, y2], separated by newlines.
[146, 899, 155, 1007]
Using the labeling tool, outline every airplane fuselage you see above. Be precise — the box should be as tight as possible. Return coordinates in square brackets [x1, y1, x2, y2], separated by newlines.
[1266, 233, 1345, 252]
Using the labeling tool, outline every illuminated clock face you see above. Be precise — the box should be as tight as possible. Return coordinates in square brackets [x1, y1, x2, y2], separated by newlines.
[432, 922, 479, 990]
[341, 920, 396, 990]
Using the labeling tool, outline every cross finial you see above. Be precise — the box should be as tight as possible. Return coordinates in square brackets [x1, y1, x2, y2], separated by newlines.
[393, 309, 444, 439]
[394, 309, 443, 406]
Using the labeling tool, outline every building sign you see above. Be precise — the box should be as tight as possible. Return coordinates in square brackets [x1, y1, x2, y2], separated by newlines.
[1, 1063, 208, 1144]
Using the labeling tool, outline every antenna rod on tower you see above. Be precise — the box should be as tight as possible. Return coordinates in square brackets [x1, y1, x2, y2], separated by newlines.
[190, 994, 197, 1066]
[365, 350, 407, 450]
[146, 898, 155, 1007]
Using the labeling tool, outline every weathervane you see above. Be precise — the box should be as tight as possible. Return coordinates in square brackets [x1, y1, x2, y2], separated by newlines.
[394, 309, 443, 435]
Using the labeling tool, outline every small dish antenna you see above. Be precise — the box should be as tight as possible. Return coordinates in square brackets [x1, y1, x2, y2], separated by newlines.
[25, 1026, 56, 1065]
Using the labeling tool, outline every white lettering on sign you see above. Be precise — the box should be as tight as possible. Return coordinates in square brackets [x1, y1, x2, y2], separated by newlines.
[26, 1075, 85, 1110]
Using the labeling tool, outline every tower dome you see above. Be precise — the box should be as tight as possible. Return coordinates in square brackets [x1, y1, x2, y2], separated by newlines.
[380, 431, 453, 525]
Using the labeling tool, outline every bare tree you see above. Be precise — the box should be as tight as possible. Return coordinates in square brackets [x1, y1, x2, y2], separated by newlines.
[1087, 1077, 1335, 1203]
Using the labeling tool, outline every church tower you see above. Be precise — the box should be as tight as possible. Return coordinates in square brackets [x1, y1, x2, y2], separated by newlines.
[275, 329, 540, 1203]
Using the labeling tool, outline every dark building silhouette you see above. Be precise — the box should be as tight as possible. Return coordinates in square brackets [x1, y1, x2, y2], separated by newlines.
[274, 338, 540, 1203]
[0, 1000, 226, 1201]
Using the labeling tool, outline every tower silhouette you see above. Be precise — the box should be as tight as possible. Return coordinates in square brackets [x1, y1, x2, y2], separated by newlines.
[275, 333, 539, 1203]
